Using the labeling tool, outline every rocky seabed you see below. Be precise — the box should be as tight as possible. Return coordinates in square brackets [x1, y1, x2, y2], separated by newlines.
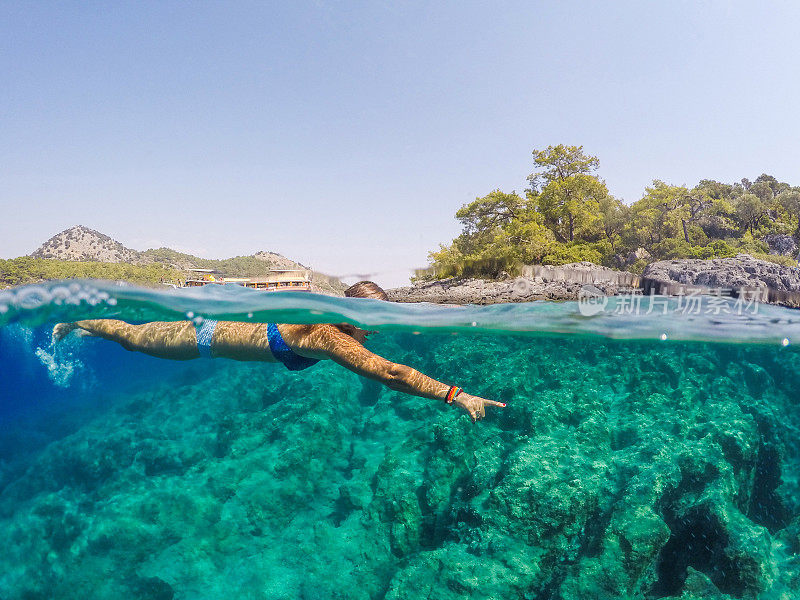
[1, 334, 799, 599]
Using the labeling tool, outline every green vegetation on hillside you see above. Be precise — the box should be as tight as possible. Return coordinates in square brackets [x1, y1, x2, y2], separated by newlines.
[140, 248, 305, 278]
[0, 257, 181, 287]
[425, 145, 800, 278]
[0, 250, 347, 294]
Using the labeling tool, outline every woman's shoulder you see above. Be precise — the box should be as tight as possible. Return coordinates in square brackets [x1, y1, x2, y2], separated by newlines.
[277, 323, 341, 344]
[280, 322, 364, 347]
[277, 323, 349, 360]
[277, 322, 331, 335]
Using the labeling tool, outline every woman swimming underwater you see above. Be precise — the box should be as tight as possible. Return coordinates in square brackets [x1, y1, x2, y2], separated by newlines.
[54, 281, 505, 422]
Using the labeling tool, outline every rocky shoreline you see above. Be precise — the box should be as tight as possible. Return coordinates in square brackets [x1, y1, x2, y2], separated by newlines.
[388, 256, 800, 308]
[641, 255, 800, 307]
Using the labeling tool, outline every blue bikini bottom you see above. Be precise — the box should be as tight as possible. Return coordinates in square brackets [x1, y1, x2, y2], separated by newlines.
[194, 320, 319, 371]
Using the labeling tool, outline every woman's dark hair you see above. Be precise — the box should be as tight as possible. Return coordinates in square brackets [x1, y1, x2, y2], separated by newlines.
[337, 281, 387, 339]
[344, 281, 388, 301]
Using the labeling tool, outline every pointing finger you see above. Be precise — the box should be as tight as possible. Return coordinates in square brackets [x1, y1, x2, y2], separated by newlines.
[484, 399, 507, 408]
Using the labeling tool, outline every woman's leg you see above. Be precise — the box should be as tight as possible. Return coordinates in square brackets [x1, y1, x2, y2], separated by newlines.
[61, 319, 200, 360]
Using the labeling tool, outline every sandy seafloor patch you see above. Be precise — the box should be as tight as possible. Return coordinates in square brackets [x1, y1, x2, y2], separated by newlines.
[2, 329, 800, 599]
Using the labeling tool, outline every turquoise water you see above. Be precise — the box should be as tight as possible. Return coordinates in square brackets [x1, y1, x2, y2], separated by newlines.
[1, 281, 800, 599]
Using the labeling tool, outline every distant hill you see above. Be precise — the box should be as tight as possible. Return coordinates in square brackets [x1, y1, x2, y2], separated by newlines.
[31, 225, 139, 263]
[138, 248, 309, 276]
[24, 225, 346, 294]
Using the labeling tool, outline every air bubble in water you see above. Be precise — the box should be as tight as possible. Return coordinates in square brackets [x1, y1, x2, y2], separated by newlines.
[50, 286, 68, 306]
[65, 291, 82, 305]
[782, 337, 790, 346]
[660, 333, 668, 341]
[186, 311, 195, 319]
[17, 287, 51, 310]
[471, 321, 477, 327]
[193, 316, 204, 326]
[35, 344, 85, 388]
[247, 312, 254, 319]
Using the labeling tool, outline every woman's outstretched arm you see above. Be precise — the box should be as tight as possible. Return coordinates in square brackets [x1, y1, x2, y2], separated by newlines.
[283, 324, 505, 422]
[54, 319, 199, 360]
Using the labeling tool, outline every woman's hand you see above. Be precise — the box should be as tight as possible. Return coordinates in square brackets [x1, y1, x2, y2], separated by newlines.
[452, 392, 506, 423]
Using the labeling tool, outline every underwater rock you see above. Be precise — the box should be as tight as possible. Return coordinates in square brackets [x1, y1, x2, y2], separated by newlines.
[0, 337, 799, 599]
[679, 567, 732, 599]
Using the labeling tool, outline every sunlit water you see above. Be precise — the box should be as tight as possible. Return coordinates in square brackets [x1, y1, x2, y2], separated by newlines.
[1, 281, 800, 599]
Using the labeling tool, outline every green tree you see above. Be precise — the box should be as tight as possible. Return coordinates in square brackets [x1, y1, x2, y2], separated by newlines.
[691, 180, 739, 239]
[598, 195, 628, 250]
[754, 173, 790, 199]
[749, 181, 775, 204]
[455, 190, 526, 238]
[734, 193, 769, 235]
[679, 193, 713, 244]
[624, 181, 688, 250]
[777, 189, 800, 238]
[430, 190, 553, 276]
[527, 145, 608, 243]
[424, 145, 800, 280]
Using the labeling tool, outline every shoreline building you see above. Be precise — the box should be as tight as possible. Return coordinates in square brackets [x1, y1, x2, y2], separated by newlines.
[183, 268, 311, 291]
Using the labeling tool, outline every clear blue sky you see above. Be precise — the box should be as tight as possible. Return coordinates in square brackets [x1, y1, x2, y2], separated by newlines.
[2, 1, 799, 287]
